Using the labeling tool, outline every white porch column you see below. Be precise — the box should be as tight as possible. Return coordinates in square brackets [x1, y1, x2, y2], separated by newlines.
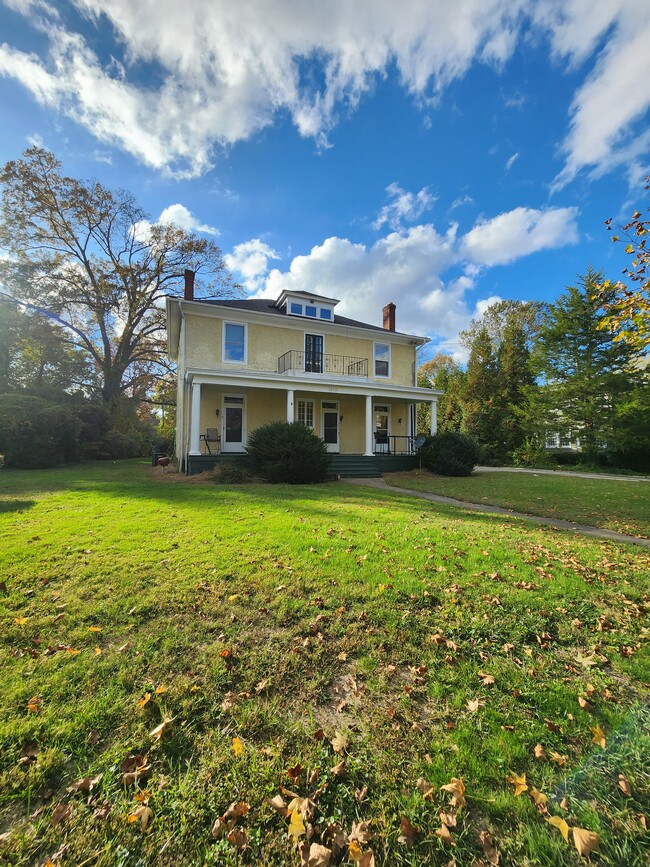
[430, 400, 438, 436]
[286, 389, 295, 423]
[364, 394, 373, 456]
[189, 382, 202, 454]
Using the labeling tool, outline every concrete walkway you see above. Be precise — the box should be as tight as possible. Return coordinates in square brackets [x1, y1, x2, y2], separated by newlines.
[342, 477, 650, 549]
[474, 466, 649, 482]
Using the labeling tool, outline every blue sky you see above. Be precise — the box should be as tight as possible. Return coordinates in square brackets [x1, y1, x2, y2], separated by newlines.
[1, 0, 649, 360]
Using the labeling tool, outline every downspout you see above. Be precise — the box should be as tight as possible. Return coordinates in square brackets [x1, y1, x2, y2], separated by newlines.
[180, 311, 188, 473]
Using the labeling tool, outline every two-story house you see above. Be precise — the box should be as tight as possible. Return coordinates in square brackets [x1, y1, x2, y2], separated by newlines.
[166, 271, 441, 475]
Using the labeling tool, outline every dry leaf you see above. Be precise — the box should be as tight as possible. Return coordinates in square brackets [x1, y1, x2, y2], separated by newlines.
[120, 753, 151, 785]
[51, 803, 71, 826]
[288, 809, 306, 844]
[127, 804, 152, 831]
[479, 830, 499, 865]
[547, 815, 570, 843]
[349, 821, 371, 844]
[232, 736, 244, 756]
[67, 773, 102, 793]
[466, 698, 482, 712]
[505, 771, 528, 797]
[478, 671, 495, 686]
[618, 774, 632, 796]
[331, 758, 346, 777]
[227, 827, 248, 849]
[534, 744, 546, 760]
[222, 801, 250, 821]
[590, 724, 606, 748]
[150, 716, 174, 740]
[94, 647, 102, 656]
[439, 812, 457, 827]
[440, 777, 466, 809]
[302, 842, 331, 866]
[358, 852, 375, 867]
[331, 731, 348, 754]
[268, 795, 288, 816]
[435, 822, 455, 846]
[530, 787, 548, 812]
[155, 685, 167, 695]
[578, 697, 591, 710]
[416, 777, 434, 800]
[27, 696, 42, 713]
[348, 841, 363, 862]
[87, 626, 102, 632]
[550, 752, 567, 766]
[572, 826, 599, 857]
[397, 816, 419, 847]
[14, 616, 28, 626]
[138, 693, 151, 709]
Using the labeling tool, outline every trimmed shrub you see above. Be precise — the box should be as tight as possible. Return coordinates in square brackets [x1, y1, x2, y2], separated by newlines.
[245, 421, 331, 484]
[419, 430, 479, 476]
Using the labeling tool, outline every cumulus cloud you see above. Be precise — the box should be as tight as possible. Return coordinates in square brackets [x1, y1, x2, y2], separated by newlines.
[247, 204, 577, 347]
[158, 203, 219, 236]
[461, 206, 579, 266]
[225, 239, 280, 292]
[373, 183, 436, 231]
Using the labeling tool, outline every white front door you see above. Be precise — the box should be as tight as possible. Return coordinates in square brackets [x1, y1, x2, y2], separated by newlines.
[222, 395, 246, 453]
[321, 401, 339, 453]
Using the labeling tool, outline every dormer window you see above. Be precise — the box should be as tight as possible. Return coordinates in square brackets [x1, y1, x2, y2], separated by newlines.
[278, 290, 339, 323]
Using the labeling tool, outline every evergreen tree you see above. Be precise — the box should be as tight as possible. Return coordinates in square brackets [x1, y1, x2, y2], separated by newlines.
[461, 325, 502, 456]
[497, 317, 536, 455]
[533, 269, 643, 462]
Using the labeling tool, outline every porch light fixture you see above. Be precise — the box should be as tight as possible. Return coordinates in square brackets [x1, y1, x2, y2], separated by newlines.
[398, 418, 402, 424]
[215, 408, 220, 417]
[339, 415, 344, 422]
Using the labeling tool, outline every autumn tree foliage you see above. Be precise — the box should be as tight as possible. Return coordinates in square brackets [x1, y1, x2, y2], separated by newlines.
[0, 148, 237, 409]
[600, 179, 650, 351]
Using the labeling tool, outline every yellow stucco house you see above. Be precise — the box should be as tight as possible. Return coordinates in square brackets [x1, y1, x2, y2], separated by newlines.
[166, 271, 441, 475]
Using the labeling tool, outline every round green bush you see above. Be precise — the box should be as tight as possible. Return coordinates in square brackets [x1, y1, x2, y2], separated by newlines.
[245, 421, 331, 484]
[419, 430, 479, 476]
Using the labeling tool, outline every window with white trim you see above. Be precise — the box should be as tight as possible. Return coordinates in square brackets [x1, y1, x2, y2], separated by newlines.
[223, 322, 247, 363]
[374, 342, 390, 377]
[297, 399, 315, 430]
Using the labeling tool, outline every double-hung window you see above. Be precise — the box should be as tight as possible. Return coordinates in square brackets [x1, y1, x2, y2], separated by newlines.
[297, 399, 315, 430]
[374, 342, 390, 377]
[223, 322, 247, 363]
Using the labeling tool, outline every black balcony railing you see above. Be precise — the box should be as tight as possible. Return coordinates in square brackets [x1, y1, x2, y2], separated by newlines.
[278, 350, 368, 377]
[374, 434, 416, 455]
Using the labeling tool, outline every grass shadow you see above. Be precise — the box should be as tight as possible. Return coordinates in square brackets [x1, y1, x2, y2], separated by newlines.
[0, 499, 35, 514]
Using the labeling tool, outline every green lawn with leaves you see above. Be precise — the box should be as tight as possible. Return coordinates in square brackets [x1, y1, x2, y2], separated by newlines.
[1, 461, 649, 866]
[384, 469, 650, 539]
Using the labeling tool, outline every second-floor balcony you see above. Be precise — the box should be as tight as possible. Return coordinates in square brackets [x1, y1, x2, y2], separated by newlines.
[278, 349, 368, 378]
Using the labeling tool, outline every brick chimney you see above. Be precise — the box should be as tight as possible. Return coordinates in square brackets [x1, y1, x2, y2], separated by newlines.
[382, 302, 396, 332]
[184, 269, 195, 301]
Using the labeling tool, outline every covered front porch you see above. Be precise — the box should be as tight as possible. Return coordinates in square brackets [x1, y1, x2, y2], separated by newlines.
[180, 373, 439, 475]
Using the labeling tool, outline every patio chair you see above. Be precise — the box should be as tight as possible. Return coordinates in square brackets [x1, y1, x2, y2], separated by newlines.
[200, 428, 221, 455]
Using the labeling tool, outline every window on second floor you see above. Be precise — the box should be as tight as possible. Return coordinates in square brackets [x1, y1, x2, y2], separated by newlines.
[223, 322, 247, 363]
[374, 342, 390, 377]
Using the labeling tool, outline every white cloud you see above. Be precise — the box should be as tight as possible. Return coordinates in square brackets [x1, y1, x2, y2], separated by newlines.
[505, 152, 519, 171]
[373, 183, 436, 231]
[26, 132, 44, 147]
[158, 203, 219, 236]
[225, 239, 280, 291]
[461, 206, 579, 266]
[1, 1, 646, 183]
[241, 203, 577, 348]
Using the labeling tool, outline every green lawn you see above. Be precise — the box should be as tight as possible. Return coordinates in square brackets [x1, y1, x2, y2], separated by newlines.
[1, 461, 649, 866]
[384, 469, 650, 538]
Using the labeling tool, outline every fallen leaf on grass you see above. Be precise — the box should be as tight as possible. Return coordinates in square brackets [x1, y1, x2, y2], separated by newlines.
[331, 731, 348, 754]
[348, 841, 363, 862]
[550, 752, 567, 766]
[231, 736, 244, 756]
[505, 772, 528, 797]
[288, 809, 306, 844]
[300, 842, 331, 866]
[479, 830, 499, 865]
[127, 804, 152, 831]
[268, 795, 288, 816]
[67, 774, 101, 793]
[466, 698, 483, 712]
[223, 801, 250, 821]
[120, 754, 151, 785]
[618, 774, 632, 796]
[530, 788, 548, 812]
[138, 693, 151, 709]
[287, 762, 303, 782]
[155, 685, 167, 696]
[572, 827, 599, 857]
[578, 697, 591, 710]
[534, 744, 546, 760]
[331, 758, 346, 777]
[87, 626, 102, 632]
[50, 803, 71, 826]
[14, 616, 28, 626]
[349, 821, 371, 844]
[26, 696, 42, 713]
[591, 724, 606, 748]
[478, 671, 495, 686]
[226, 827, 248, 849]
[440, 777, 466, 809]
[416, 777, 434, 800]
[150, 717, 174, 740]
[94, 647, 102, 656]
[547, 815, 570, 843]
[435, 822, 455, 846]
[398, 816, 419, 847]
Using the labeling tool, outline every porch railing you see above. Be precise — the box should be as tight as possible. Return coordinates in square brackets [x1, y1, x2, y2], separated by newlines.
[374, 434, 416, 455]
[278, 350, 368, 377]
